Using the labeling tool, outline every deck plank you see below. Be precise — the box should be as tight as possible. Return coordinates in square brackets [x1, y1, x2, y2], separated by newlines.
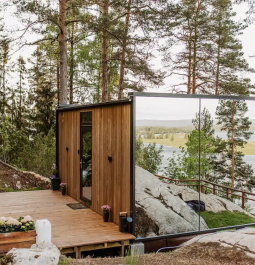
[0, 190, 135, 248]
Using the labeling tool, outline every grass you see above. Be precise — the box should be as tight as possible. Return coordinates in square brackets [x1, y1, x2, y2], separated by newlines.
[142, 133, 255, 155]
[0, 187, 42, 192]
[200, 211, 255, 229]
[142, 133, 187, 149]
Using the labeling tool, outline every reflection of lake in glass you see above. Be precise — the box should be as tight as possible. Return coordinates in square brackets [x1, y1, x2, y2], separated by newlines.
[143, 143, 255, 173]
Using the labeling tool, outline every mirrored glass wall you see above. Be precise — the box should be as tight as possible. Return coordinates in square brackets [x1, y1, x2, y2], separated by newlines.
[135, 96, 255, 238]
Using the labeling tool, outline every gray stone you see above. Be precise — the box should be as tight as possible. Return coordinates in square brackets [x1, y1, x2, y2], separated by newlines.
[135, 166, 208, 238]
[135, 166, 253, 238]
[169, 183, 253, 217]
[8, 242, 60, 265]
[184, 228, 255, 258]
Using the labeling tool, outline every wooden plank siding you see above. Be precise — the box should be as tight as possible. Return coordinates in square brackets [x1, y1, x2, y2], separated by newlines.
[58, 103, 131, 225]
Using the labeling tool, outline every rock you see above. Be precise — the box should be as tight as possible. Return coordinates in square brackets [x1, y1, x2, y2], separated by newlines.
[169, 184, 253, 217]
[0, 160, 51, 190]
[16, 181, 21, 190]
[135, 166, 208, 238]
[183, 228, 255, 259]
[7, 242, 60, 265]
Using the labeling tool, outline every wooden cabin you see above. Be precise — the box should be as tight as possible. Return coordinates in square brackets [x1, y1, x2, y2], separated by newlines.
[56, 100, 134, 229]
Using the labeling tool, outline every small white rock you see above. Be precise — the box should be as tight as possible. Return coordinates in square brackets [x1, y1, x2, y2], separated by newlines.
[8, 242, 60, 265]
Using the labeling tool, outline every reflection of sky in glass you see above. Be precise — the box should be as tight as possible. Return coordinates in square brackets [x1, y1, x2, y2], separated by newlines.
[201, 99, 255, 120]
[136, 97, 255, 120]
[136, 97, 199, 120]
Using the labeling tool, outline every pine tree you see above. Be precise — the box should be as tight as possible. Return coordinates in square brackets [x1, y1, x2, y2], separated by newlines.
[215, 100, 254, 189]
[28, 47, 57, 135]
[164, 0, 254, 95]
[211, 0, 254, 96]
[192, 107, 215, 137]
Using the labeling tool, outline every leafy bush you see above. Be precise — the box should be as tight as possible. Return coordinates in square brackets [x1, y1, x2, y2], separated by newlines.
[136, 136, 163, 174]
[0, 119, 56, 178]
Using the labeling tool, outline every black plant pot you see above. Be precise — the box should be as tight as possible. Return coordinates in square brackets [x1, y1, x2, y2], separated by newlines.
[62, 187, 66, 195]
[103, 211, 109, 222]
[51, 178, 60, 191]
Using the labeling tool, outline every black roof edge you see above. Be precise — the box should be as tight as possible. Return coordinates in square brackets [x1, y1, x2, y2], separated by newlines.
[56, 99, 132, 112]
[128, 92, 255, 101]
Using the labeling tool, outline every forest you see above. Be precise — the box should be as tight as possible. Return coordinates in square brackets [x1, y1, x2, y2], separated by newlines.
[0, 0, 254, 177]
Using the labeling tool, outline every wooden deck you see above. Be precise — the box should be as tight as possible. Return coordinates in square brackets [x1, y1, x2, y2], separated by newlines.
[0, 190, 135, 257]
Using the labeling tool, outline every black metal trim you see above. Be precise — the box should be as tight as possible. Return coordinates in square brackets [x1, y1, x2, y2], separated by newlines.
[57, 99, 131, 112]
[128, 92, 255, 101]
[130, 96, 136, 236]
[56, 110, 59, 177]
[135, 223, 255, 242]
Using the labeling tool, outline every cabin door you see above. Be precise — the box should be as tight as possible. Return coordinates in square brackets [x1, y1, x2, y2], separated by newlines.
[80, 112, 92, 204]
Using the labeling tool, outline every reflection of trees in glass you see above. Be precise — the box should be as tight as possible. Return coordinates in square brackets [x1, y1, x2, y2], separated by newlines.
[164, 108, 215, 180]
[82, 131, 92, 187]
[164, 102, 255, 191]
[215, 100, 254, 190]
[136, 136, 163, 174]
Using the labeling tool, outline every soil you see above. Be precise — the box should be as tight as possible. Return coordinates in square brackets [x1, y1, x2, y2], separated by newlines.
[60, 242, 255, 265]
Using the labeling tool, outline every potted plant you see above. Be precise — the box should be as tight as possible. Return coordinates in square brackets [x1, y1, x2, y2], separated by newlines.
[101, 205, 111, 222]
[0, 216, 36, 255]
[60, 183, 67, 195]
[51, 169, 60, 191]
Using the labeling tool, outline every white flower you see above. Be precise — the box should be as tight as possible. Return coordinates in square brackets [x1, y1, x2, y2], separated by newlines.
[0, 217, 6, 222]
[24, 215, 32, 222]
[6, 219, 21, 226]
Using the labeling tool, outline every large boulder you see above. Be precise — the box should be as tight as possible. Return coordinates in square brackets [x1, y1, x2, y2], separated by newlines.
[135, 166, 208, 238]
[169, 184, 253, 217]
[7, 242, 60, 265]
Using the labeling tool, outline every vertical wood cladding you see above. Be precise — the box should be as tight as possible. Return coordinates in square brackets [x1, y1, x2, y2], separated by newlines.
[58, 103, 131, 225]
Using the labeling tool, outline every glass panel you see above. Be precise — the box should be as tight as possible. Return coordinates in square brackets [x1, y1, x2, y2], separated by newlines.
[200, 99, 255, 230]
[135, 96, 201, 238]
[81, 112, 92, 204]
[81, 111, 92, 125]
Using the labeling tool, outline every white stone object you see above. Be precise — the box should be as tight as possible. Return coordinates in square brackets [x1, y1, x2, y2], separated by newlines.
[36, 219, 51, 244]
[8, 242, 60, 265]
[130, 242, 145, 255]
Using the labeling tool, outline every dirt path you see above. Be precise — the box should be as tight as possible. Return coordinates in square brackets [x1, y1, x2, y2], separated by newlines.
[60, 242, 255, 265]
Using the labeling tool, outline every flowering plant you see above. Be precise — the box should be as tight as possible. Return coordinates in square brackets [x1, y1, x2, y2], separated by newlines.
[0, 215, 35, 233]
[60, 183, 67, 188]
[101, 205, 111, 212]
[18, 215, 35, 232]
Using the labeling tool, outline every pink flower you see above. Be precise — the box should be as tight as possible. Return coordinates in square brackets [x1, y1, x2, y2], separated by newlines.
[101, 205, 111, 211]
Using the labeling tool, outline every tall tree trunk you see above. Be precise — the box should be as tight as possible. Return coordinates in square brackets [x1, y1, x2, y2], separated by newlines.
[18, 70, 22, 130]
[59, 0, 68, 104]
[118, 0, 131, 99]
[2, 57, 5, 115]
[57, 58, 60, 105]
[69, 21, 74, 104]
[187, 31, 192, 94]
[215, 22, 221, 95]
[101, 0, 109, 102]
[231, 100, 236, 188]
[192, 2, 199, 95]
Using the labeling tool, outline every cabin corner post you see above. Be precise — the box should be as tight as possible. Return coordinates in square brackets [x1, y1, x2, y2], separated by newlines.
[56, 110, 59, 177]
[130, 96, 136, 236]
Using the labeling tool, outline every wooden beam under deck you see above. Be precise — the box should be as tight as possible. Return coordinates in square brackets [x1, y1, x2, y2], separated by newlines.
[0, 190, 135, 257]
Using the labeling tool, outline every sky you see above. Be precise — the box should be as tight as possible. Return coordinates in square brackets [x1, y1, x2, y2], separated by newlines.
[2, 1, 255, 115]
